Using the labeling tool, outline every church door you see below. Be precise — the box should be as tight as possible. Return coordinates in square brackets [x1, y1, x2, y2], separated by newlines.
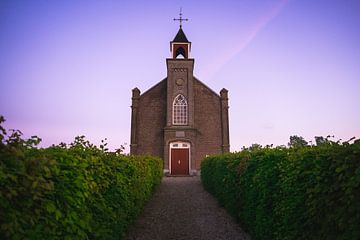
[171, 148, 189, 175]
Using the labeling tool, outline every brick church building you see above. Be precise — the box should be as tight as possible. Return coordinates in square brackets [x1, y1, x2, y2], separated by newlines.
[130, 25, 230, 175]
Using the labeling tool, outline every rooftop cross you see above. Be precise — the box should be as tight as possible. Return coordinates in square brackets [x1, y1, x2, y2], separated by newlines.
[173, 8, 188, 29]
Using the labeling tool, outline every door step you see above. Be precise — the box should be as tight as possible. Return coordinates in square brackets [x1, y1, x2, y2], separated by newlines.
[167, 175, 192, 177]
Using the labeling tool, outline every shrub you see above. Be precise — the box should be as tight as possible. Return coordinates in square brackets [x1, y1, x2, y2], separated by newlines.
[0, 117, 162, 239]
[201, 141, 360, 240]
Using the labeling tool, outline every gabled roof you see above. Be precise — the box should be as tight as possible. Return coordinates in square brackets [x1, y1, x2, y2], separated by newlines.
[139, 78, 167, 97]
[193, 76, 221, 99]
[173, 28, 190, 42]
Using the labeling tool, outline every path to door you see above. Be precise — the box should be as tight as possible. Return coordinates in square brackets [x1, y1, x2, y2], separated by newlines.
[126, 177, 250, 240]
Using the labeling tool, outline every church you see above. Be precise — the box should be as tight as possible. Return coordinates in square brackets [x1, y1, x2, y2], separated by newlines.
[130, 18, 230, 176]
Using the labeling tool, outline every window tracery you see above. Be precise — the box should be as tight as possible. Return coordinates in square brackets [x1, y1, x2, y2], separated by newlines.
[173, 94, 188, 125]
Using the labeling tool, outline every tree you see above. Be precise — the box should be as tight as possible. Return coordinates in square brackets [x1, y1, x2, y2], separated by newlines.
[315, 135, 334, 146]
[249, 143, 262, 151]
[288, 135, 308, 148]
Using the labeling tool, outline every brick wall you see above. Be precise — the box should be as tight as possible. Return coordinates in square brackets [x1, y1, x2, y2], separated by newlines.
[135, 79, 167, 159]
[131, 77, 229, 173]
[193, 78, 223, 169]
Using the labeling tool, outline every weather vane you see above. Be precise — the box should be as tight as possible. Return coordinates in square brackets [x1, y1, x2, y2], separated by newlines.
[173, 8, 188, 29]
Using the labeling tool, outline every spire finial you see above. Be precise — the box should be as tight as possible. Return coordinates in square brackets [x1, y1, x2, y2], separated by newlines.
[173, 8, 188, 29]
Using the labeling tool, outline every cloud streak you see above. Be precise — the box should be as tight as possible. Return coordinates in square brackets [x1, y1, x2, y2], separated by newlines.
[200, 0, 290, 81]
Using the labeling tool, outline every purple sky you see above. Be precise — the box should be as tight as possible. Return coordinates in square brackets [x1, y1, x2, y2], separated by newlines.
[1, 0, 360, 152]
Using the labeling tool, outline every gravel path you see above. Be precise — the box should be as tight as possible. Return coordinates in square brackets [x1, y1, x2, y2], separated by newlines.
[126, 176, 250, 240]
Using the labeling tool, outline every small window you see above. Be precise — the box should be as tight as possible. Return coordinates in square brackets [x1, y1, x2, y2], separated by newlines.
[173, 94, 188, 125]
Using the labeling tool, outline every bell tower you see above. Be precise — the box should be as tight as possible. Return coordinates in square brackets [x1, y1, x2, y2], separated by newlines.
[165, 28, 194, 128]
[163, 10, 197, 175]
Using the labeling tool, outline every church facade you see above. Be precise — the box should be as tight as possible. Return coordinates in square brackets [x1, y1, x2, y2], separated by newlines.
[130, 27, 230, 175]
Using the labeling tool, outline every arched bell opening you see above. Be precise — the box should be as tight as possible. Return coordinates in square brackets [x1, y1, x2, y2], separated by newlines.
[175, 47, 187, 58]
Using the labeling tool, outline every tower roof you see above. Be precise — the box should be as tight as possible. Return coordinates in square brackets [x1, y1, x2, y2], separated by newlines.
[173, 28, 190, 43]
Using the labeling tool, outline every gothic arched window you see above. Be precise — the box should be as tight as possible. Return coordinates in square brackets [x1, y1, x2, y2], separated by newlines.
[173, 94, 188, 125]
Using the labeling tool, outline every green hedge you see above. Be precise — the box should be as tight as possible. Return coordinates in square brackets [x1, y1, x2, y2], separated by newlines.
[0, 118, 162, 239]
[201, 141, 360, 240]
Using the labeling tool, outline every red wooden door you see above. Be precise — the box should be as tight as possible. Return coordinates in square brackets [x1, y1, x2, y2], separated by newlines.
[171, 149, 189, 175]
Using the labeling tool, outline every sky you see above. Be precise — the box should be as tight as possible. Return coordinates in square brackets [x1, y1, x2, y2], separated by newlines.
[1, 0, 359, 152]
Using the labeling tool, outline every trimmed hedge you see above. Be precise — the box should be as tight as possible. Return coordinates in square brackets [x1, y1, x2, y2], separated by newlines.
[201, 141, 360, 240]
[0, 119, 162, 239]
